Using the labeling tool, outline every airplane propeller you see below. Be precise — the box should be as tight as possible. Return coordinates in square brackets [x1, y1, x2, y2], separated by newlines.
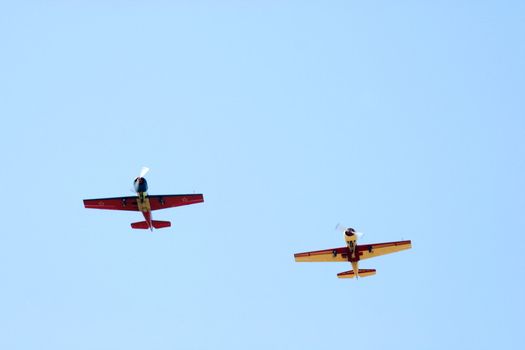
[139, 166, 150, 178]
[335, 223, 364, 240]
[132, 167, 150, 192]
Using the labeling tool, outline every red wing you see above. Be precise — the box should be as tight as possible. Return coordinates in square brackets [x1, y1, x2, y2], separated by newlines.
[148, 194, 204, 211]
[294, 247, 349, 262]
[83, 196, 139, 211]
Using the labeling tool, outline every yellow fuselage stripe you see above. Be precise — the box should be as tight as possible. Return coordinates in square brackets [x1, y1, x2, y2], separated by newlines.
[137, 192, 151, 212]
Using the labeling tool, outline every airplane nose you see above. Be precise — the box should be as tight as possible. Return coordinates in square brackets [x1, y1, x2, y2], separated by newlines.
[134, 177, 148, 192]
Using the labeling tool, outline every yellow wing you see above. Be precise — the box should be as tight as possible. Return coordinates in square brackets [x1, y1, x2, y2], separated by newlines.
[357, 240, 412, 260]
[294, 247, 349, 262]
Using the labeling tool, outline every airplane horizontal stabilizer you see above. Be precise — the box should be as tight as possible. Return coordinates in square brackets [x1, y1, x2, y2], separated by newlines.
[337, 269, 376, 278]
[130, 220, 171, 229]
[152, 220, 171, 229]
[131, 221, 149, 229]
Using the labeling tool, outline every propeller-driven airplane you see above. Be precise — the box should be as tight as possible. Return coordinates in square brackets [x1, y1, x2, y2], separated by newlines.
[83, 167, 204, 231]
[294, 225, 411, 278]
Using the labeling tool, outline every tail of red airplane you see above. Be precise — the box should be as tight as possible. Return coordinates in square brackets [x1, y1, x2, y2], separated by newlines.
[131, 221, 149, 229]
[131, 220, 171, 230]
[152, 220, 171, 229]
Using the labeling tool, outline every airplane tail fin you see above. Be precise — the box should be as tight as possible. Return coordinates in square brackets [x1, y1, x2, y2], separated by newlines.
[130, 220, 171, 229]
[337, 269, 376, 279]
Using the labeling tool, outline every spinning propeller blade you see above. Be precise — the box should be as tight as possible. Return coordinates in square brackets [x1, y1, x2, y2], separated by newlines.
[335, 223, 346, 233]
[139, 166, 150, 178]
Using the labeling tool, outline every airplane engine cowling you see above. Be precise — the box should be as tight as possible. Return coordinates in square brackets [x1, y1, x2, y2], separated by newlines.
[344, 228, 357, 242]
[134, 177, 148, 193]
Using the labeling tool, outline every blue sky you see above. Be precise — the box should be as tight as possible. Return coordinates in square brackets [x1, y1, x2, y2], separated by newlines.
[1, 1, 524, 349]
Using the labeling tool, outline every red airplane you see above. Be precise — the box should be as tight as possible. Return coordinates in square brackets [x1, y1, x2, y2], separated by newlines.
[294, 224, 411, 278]
[83, 167, 204, 231]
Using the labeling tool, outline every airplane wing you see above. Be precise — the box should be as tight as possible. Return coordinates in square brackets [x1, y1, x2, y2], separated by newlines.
[148, 194, 204, 211]
[294, 247, 349, 262]
[357, 240, 412, 260]
[83, 196, 139, 211]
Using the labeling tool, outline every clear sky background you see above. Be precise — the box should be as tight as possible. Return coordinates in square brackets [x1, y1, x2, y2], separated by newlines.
[1, 1, 524, 349]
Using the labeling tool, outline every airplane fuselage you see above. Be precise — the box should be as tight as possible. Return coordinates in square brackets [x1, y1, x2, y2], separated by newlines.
[344, 229, 360, 276]
[137, 191, 153, 230]
[344, 230, 358, 260]
[135, 177, 153, 230]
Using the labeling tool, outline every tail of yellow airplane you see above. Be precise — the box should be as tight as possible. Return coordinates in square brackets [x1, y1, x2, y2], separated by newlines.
[337, 269, 376, 278]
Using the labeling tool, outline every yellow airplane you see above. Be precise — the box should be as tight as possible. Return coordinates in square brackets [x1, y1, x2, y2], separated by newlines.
[294, 225, 411, 278]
